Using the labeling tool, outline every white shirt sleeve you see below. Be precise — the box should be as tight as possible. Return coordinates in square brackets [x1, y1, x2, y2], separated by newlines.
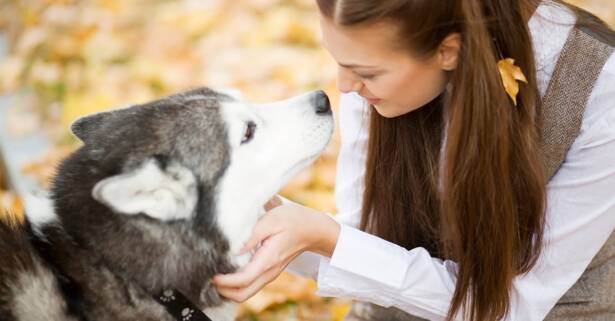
[313, 59, 615, 320]
[331, 92, 370, 229]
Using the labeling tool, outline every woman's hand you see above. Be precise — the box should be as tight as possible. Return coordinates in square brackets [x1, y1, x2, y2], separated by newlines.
[212, 199, 340, 302]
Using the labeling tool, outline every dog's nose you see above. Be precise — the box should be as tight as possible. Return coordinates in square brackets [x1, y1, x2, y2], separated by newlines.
[313, 90, 332, 115]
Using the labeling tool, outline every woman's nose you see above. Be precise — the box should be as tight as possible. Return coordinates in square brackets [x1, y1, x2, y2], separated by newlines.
[337, 67, 363, 93]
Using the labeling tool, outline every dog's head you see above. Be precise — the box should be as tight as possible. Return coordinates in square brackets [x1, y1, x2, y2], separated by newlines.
[45, 87, 333, 300]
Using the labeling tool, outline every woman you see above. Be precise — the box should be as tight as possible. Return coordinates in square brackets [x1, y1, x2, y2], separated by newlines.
[213, 0, 615, 320]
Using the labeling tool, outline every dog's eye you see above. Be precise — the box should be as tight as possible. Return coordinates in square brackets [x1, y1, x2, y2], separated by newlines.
[241, 121, 256, 144]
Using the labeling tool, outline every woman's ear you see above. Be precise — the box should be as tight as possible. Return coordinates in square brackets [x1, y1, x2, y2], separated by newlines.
[437, 33, 461, 71]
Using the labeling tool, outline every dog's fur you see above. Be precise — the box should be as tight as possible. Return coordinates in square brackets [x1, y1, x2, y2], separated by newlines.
[0, 87, 334, 321]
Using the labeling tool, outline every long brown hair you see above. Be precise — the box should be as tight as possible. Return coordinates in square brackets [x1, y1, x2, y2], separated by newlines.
[317, 1, 614, 320]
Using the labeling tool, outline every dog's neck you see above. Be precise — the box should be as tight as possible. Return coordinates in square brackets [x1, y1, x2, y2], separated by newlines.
[44, 149, 238, 308]
[36, 211, 235, 309]
[214, 195, 267, 258]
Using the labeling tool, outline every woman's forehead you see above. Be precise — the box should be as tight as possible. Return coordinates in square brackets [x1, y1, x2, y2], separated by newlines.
[320, 17, 406, 68]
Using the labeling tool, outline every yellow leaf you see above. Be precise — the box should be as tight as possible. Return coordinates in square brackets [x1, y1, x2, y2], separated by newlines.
[497, 58, 527, 106]
[240, 273, 320, 314]
[330, 303, 351, 321]
[0, 192, 24, 229]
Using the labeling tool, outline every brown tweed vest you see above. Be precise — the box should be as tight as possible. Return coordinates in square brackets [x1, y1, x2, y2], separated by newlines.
[343, 26, 615, 321]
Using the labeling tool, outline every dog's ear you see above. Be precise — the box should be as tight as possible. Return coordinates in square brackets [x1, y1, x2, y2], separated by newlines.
[70, 112, 110, 144]
[70, 105, 135, 144]
[92, 157, 198, 221]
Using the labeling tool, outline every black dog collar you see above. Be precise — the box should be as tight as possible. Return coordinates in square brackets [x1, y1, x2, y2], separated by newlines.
[155, 289, 214, 321]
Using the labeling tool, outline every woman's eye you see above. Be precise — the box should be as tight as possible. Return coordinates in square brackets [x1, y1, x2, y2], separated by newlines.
[241, 121, 257, 144]
[358, 74, 377, 80]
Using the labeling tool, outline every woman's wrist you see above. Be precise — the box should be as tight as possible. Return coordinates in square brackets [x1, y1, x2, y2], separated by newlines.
[307, 212, 341, 258]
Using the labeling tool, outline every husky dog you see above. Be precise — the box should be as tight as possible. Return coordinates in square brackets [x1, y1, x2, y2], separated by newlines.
[0, 87, 334, 321]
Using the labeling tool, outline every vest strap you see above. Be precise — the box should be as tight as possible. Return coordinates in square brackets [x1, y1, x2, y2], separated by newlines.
[540, 27, 614, 180]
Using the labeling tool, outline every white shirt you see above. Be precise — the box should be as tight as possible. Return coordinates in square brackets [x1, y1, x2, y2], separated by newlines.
[286, 2, 615, 320]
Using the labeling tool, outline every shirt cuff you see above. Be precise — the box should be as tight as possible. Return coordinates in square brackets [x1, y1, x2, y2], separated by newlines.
[315, 224, 411, 307]
[314, 225, 462, 320]
[285, 251, 321, 280]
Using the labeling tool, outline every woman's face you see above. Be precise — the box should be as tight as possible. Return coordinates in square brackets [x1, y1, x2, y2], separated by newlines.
[320, 17, 455, 118]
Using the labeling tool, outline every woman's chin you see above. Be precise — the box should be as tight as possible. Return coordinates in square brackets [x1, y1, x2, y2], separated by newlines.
[373, 103, 410, 118]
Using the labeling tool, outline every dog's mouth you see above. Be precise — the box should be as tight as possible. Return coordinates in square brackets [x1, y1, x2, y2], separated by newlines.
[281, 125, 334, 188]
[282, 153, 321, 186]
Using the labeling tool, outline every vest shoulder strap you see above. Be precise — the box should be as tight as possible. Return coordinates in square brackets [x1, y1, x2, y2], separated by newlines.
[540, 27, 614, 180]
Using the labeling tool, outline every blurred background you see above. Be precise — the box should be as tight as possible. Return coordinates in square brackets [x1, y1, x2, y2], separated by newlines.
[0, 1, 613, 320]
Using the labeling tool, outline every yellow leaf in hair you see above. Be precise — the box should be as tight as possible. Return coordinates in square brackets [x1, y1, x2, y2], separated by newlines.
[497, 58, 528, 106]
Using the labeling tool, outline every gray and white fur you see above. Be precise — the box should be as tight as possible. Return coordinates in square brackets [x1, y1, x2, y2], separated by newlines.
[0, 87, 334, 321]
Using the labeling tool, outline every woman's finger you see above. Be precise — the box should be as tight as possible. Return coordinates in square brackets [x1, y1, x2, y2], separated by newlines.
[264, 195, 283, 211]
[216, 266, 280, 302]
[214, 243, 276, 287]
[238, 215, 278, 255]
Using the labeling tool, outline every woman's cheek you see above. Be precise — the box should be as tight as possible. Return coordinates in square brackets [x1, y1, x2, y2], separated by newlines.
[366, 79, 395, 101]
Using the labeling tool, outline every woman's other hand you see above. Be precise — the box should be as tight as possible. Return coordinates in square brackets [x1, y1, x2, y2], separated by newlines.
[212, 201, 340, 302]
